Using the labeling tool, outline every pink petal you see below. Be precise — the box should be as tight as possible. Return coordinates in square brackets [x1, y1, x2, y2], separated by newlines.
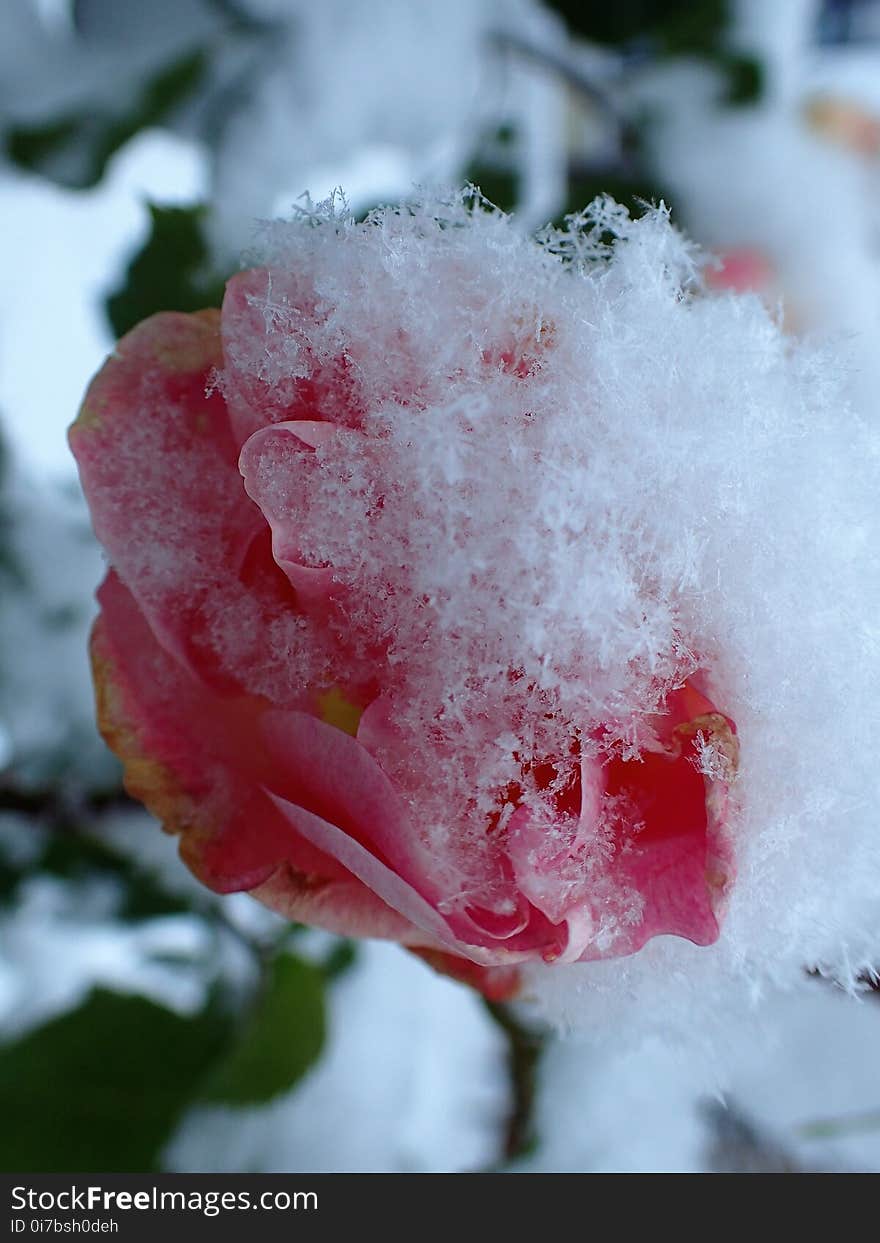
[91, 571, 419, 948]
[220, 270, 363, 450]
[70, 310, 300, 700]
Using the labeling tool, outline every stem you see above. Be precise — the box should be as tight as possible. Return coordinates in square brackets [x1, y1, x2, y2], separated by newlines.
[483, 999, 546, 1164]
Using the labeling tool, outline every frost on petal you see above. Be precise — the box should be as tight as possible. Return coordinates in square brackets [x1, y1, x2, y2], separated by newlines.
[221, 270, 364, 451]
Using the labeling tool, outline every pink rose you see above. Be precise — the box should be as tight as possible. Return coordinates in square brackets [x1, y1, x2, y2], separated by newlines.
[71, 231, 738, 1001]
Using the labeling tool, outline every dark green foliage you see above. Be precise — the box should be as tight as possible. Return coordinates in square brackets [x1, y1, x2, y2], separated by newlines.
[563, 169, 677, 223]
[463, 167, 518, 216]
[464, 163, 675, 232]
[105, 203, 226, 339]
[5, 118, 81, 179]
[321, 938, 358, 979]
[718, 53, 764, 105]
[200, 952, 326, 1106]
[0, 945, 328, 1169]
[547, 0, 729, 53]
[0, 990, 231, 1171]
[0, 854, 19, 903]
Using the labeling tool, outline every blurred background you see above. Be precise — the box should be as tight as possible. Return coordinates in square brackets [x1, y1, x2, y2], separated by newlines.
[2, 0, 880, 1174]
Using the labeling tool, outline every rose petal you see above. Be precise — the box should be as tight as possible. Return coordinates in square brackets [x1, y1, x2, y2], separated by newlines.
[239, 419, 361, 609]
[221, 270, 363, 450]
[91, 571, 420, 950]
[408, 949, 522, 1002]
[264, 789, 474, 956]
[504, 683, 736, 962]
[70, 310, 302, 700]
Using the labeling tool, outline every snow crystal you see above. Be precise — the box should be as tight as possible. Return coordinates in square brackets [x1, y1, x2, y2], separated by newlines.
[228, 188, 880, 1040]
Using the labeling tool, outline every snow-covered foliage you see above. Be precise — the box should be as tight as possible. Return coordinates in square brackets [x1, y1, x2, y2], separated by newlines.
[0, 456, 111, 786]
[166, 941, 507, 1174]
[0, 0, 571, 254]
[208, 0, 570, 253]
[642, 0, 880, 413]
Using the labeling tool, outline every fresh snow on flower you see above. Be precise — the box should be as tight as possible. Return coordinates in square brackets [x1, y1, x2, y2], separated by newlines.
[228, 189, 880, 1036]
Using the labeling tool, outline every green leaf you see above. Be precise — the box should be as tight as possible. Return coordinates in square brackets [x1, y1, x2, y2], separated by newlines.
[105, 203, 226, 339]
[5, 117, 81, 178]
[0, 856, 20, 904]
[89, 51, 206, 185]
[0, 990, 231, 1171]
[321, 938, 358, 979]
[718, 53, 764, 106]
[200, 952, 326, 1106]
[5, 51, 206, 190]
[544, 2, 761, 106]
[547, 0, 730, 54]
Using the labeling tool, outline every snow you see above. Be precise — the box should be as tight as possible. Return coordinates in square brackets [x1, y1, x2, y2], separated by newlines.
[642, 0, 880, 416]
[724, 986, 880, 1171]
[0, 862, 213, 1038]
[166, 940, 508, 1173]
[3, 0, 880, 1174]
[207, 0, 569, 254]
[0, 470, 110, 785]
[232, 191, 880, 1043]
[521, 983, 880, 1172]
[0, 0, 213, 129]
[0, 128, 207, 478]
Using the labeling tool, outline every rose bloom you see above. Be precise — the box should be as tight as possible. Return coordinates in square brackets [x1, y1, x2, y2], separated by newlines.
[71, 199, 739, 1002]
